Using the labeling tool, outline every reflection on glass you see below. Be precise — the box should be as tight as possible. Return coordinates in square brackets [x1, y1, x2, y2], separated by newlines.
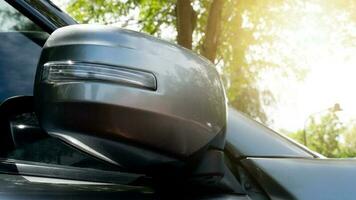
[0, 1, 41, 31]
[0, 1, 49, 103]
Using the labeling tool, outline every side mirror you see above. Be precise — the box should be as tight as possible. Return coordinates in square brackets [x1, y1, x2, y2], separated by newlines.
[34, 25, 227, 173]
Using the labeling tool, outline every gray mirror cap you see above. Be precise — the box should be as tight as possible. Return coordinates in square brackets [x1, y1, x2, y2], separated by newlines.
[34, 24, 227, 169]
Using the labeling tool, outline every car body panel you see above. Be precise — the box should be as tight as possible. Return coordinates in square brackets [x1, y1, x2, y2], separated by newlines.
[242, 158, 356, 200]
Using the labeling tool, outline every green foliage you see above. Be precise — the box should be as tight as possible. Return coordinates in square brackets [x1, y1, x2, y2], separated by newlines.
[307, 113, 344, 157]
[339, 125, 356, 157]
[66, 0, 140, 25]
[66, 0, 176, 38]
[289, 112, 356, 158]
[288, 130, 305, 145]
[138, 0, 176, 36]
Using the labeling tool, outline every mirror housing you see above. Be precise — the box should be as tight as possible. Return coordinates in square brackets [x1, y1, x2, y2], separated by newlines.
[34, 24, 227, 173]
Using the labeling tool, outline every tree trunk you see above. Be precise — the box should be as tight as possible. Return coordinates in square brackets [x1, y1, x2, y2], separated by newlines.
[176, 0, 196, 49]
[201, 0, 224, 63]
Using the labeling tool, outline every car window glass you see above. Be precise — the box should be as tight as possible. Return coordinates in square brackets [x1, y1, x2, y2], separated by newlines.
[0, 1, 49, 103]
[0, 1, 41, 31]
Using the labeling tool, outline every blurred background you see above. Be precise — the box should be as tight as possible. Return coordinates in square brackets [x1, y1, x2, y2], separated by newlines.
[52, 0, 356, 158]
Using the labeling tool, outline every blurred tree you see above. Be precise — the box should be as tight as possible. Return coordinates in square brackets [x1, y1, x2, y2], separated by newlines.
[289, 112, 345, 158]
[288, 129, 304, 145]
[64, 0, 311, 123]
[339, 124, 356, 157]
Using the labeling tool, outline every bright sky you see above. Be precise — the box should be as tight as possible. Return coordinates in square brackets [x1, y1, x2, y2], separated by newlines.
[265, 54, 356, 132]
[53, 0, 356, 133]
[259, 2, 356, 132]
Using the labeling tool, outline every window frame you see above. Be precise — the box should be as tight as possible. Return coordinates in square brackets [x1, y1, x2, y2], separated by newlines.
[5, 0, 76, 33]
